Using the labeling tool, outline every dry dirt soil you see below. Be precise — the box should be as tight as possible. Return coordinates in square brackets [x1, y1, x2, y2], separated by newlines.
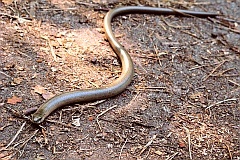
[0, 0, 239, 160]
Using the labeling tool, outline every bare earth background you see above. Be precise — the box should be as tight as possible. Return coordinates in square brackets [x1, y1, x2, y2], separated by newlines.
[0, 0, 239, 159]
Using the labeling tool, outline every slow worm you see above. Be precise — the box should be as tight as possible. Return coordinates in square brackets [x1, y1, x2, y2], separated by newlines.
[32, 6, 219, 123]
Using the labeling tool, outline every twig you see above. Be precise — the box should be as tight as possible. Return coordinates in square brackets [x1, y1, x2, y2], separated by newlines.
[137, 86, 167, 89]
[100, 118, 135, 130]
[41, 128, 48, 145]
[144, 148, 151, 159]
[170, 1, 212, 5]
[88, 80, 99, 88]
[152, 39, 162, 66]
[6, 122, 26, 149]
[0, 123, 11, 131]
[166, 152, 179, 160]
[88, 100, 106, 106]
[19, 129, 39, 148]
[211, 74, 240, 77]
[179, 30, 200, 39]
[161, 16, 191, 29]
[189, 61, 225, 71]
[76, 1, 98, 6]
[46, 120, 82, 131]
[184, 127, 192, 160]
[205, 98, 237, 109]
[138, 135, 157, 156]
[136, 86, 168, 92]
[16, 50, 32, 59]
[41, 8, 78, 11]
[0, 12, 32, 23]
[228, 80, 240, 87]
[41, 36, 57, 61]
[48, 39, 57, 61]
[212, 68, 235, 77]
[16, 129, 39, 159]
[224, 142, 233, 160]
[202, 60, 227, 81]
[0, 71, 12, 78]
[218, 17, 240, 24]
[96, 105, 118, 131]
[161, 14, 200, 39]
[119, 138, 128, 160]
[209, 17, 240, 34]
[169, 8, 197, 18]
[3, 106, 32, 122]
[23, 107, 38, 116]
[215, 25, 240, 34]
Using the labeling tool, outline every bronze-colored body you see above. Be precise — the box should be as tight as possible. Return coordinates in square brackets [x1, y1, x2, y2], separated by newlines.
[32, 6, 219, 123]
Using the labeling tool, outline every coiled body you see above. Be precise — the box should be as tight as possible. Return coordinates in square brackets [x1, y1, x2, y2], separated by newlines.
[32, 6, 219, 123]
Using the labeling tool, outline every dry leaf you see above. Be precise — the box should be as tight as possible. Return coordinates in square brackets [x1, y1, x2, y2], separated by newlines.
[7, 96, 22, 104]
[0, 103, 4, 107]
[34, 155, 46, 160]
[32, 85, 46, 94]
[32, 85, 55, 99]
[179, 140, 186, 148]
[13, 77, 23, 85]
[189, 92, 203, 99]
[155, 150, 164, 156]
[2, 0, 13, 5]
[0, 152, 12, 160]
[88, 116, 94, 121]
[42, 92, 55, 100]
[72, 118, 81, 127]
